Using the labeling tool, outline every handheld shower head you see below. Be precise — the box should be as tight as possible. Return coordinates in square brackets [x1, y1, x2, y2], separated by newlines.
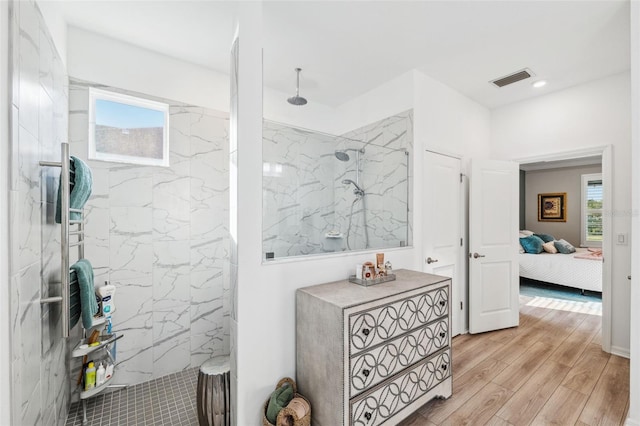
[342, 179, 364, 195]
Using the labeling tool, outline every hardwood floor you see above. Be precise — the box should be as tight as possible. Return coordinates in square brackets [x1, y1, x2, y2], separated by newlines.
[401, 295, 630, 426]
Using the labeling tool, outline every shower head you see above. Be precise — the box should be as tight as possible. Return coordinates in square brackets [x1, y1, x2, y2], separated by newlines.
[287, 68, 307, 106]
[335, 150, 350, 162]
[334, 148, 365, 162]
[342, 179, 364, 194]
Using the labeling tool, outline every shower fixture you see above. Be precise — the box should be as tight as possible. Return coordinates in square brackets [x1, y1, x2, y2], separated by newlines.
[342, 179, 364, 196]
[336, 147, 369, 250]
[287, 68, 307, 106]
[334, 148, 365, 162]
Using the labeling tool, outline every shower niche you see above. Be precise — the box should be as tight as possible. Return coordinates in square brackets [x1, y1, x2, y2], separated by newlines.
[262, 110, 412, 260]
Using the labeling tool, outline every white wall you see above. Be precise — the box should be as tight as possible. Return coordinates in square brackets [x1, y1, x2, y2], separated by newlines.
[67, 27, 230, 112]
[234, 10, 492, 419]
[491, 72, 632, 355]
[628, 2, 639, 424]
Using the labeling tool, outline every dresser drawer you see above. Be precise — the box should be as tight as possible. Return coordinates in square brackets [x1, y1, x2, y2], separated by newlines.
[350, 349, 451, 426]
[349, 286, 448, 355]
[349, 318, 448, 397]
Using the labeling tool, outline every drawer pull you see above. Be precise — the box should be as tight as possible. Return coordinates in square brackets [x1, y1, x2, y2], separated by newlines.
[362, 328, 370, 336]
[439, 300, 446, 307]
[364, 412, 372, 421]
[439, 332, 446, 338]
[362, 369, 370, 377]
[441, 364, 448, 371]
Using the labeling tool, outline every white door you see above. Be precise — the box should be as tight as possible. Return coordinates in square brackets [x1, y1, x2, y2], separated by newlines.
[423, 151, 462, 336]
[469, 159, 519, 334]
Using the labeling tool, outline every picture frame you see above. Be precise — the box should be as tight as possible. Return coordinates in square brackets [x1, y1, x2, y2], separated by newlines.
[538, 192, 567, 222]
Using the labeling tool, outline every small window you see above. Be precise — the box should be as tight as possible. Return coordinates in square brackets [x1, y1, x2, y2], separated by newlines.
[89, 88, 169, 166]
[581, 173, 602, 247]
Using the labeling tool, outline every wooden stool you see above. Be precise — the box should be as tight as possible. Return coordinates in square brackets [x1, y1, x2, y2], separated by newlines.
[197, 356, 230, 426]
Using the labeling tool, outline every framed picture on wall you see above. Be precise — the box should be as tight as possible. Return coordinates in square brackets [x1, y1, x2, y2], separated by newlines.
[538, 192, 567, 222]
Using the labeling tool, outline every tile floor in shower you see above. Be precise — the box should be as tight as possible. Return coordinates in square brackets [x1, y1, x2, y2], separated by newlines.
[65, 367, 199, 426]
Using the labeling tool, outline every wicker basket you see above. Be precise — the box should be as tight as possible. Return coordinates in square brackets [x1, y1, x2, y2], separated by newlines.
[262, 377, 311, 426]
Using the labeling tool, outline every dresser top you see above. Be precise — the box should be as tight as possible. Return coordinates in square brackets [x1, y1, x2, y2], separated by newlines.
[296, 269, 449, 308]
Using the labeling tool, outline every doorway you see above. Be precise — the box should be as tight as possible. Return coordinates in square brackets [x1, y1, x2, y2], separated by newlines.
[518, 146, 612, 352]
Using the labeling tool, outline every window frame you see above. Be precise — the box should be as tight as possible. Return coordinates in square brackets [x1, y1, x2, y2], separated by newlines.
[88, 87, 170, 167]
[580, 172, 603, 248]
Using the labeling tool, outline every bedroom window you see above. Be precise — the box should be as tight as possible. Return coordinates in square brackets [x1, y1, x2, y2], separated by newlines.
[88, 87, 170, 167]
[581, 173, 602, 247]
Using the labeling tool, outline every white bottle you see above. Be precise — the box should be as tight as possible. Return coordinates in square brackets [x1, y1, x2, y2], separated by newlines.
[98, 284, 116, 316]
[105, 363, 114, 380]
[96, 362, 106, 386]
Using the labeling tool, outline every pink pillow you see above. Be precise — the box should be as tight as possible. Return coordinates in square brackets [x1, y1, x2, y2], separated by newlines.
[543, 241, 558, 254]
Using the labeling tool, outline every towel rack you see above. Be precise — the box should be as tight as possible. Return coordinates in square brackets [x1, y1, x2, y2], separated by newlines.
[39, 142, 84, 338]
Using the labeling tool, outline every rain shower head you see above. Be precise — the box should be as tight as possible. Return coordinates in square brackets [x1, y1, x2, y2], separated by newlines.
[334, 148, 365, 162]
[287, 68, 307, 106]
[335, 150, 350, 161]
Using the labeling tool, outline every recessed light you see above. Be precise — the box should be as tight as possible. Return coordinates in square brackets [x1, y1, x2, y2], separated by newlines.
[533, 80, 547, 88]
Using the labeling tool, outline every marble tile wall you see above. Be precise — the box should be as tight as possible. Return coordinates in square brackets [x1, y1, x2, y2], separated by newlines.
[338, 110, 413, 251]
[262, 111, 412, 258]
[67, 80, 230, 391]
[262, 120, 338, 258]
[8, 0, 70, 425]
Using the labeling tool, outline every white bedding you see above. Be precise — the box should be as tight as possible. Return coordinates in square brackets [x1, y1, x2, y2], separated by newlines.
[519, 248, 603, 292]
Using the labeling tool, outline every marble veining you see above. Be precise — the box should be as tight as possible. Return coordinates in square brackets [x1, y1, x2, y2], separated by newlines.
[68, 80, 230, 390]
[263, 111, 412, 259]
[8, 0, 70, 424]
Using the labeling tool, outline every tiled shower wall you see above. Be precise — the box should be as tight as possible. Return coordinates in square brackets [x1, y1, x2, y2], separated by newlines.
[8, 0, 70, 424]
[262, 120, 337, 257]
[68, 80, 230, 388]
[338, 109, 413, 251]
[262, 110, 412, 259]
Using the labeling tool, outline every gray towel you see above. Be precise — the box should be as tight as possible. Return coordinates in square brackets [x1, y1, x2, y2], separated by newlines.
[55, 156, 93, 224]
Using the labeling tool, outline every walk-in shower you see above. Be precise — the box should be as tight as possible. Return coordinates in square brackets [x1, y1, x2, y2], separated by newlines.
[335, 148, 369, 250]
[262, 113, 412, 260]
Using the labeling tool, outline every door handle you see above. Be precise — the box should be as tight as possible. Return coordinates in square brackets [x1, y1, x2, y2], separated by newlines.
[472, 252, 485, 259]
[426, 257, 439, 264]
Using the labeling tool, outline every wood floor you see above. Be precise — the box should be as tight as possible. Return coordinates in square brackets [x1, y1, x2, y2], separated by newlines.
[401, 294, 630, 426]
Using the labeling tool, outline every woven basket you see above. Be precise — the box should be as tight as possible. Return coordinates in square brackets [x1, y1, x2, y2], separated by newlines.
[262, 377, 311, 426]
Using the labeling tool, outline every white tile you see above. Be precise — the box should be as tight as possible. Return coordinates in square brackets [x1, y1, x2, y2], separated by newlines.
[152, 305, 190, 377]
[17, 0, 40, 137]
[109, 167, 153, 207]
[39, 28, 54, 98]
[153, 240, 190, 306]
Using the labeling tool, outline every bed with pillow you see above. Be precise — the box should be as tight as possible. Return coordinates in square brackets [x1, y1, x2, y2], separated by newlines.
[519, 231, 603, 293]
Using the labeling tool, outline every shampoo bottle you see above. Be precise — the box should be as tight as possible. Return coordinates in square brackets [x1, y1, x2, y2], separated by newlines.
[98, 283, 116, 316]
[96, 362, 106, 386]
[84, 362, 96, 391]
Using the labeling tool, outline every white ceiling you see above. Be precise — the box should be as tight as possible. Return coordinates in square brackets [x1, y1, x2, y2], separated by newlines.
[51, 0, 630, 109]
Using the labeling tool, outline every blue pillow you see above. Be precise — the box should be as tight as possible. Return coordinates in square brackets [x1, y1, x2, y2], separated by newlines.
[534, 233, 555, 243]
[554, 239, 576, 254]
[520, 235, 545, 254]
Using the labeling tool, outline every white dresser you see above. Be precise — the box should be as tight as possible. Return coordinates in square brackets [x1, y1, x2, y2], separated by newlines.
[296, 269, 452, 426]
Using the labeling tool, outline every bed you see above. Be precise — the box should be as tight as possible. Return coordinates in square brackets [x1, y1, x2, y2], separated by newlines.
[519, 248, 603, 293]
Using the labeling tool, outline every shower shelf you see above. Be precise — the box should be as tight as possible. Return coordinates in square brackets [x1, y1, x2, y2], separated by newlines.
[80, 374, 116, 400]
[72, 333, 123, 358]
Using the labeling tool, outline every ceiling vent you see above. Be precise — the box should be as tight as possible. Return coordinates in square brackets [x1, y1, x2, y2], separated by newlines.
[491, 68, 534, 88]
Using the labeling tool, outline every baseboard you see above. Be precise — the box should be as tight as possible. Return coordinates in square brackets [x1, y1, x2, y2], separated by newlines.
[611, 345, 630, 359]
